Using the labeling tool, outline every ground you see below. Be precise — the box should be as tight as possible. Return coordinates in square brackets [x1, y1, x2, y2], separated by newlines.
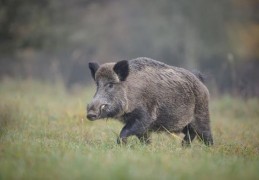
[0, 80, 259, 180]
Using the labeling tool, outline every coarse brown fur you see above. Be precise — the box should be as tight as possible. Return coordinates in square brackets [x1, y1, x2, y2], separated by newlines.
[87, 57, 213, 146]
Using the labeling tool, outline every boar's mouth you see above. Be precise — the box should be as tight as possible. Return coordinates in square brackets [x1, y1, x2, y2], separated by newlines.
[87, 104, 108, 121]
[87, 103, 122, 121]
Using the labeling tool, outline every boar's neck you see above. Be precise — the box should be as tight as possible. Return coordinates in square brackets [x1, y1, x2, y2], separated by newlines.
[122, 107, 146, 124]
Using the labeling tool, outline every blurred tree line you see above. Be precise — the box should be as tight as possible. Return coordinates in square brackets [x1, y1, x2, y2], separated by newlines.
[0, 0, 258, 96]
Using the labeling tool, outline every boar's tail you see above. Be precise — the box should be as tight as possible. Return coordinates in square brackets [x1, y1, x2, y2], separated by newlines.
[191, 70, 206, 83]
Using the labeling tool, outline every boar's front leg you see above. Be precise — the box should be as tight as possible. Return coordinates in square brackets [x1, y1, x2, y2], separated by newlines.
[117, 108, 151, 144]
[117, 119, 151, 144]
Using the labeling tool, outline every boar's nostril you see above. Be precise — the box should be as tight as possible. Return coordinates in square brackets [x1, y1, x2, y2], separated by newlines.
[87, 113, 97, 120]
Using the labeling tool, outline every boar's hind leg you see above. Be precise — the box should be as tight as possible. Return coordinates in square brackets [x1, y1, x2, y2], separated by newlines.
[193, 97, 214, 146]
[193, 115, 213, 146]
[182, 124, 196, 147]
[117, 108, 151, 145]
[196, 129, 213, 146]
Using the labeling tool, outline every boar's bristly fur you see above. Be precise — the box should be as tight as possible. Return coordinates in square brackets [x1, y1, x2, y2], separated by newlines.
[87, 57, 213, 146]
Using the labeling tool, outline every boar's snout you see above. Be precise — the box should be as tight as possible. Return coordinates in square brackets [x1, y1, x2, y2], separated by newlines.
[86, 101, 109, 120]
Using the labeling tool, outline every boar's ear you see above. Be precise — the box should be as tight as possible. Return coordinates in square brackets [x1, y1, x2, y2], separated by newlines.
[88, 62, 99, 80]
[113, 60, 129, 81]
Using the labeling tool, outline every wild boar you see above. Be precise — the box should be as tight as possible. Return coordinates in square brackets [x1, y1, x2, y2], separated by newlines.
[87, 57, 213, 146]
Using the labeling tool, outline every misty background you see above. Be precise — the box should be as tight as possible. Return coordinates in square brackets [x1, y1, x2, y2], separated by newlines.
[0, 0, 258, 97]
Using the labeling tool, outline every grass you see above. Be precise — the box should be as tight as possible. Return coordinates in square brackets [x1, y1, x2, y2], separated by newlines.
[0, 79, 259, 180]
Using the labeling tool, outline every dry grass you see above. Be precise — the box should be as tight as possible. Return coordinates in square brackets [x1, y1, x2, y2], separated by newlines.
[0, 79, 259, 180]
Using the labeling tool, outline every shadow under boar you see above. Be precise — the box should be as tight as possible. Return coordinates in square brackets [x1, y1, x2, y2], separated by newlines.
[87, 57, 213, 146]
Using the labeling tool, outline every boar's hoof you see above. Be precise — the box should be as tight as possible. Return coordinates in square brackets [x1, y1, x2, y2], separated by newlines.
[117, 137, 127, 145]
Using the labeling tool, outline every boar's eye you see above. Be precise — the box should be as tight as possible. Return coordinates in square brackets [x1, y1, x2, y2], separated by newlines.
[108, 83, 113, 88]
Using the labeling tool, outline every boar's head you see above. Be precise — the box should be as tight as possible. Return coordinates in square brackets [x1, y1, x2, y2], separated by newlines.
[87, 60, 129, 120]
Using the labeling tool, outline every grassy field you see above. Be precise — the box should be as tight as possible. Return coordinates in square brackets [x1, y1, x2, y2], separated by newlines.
[0, 80, 259, 180]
